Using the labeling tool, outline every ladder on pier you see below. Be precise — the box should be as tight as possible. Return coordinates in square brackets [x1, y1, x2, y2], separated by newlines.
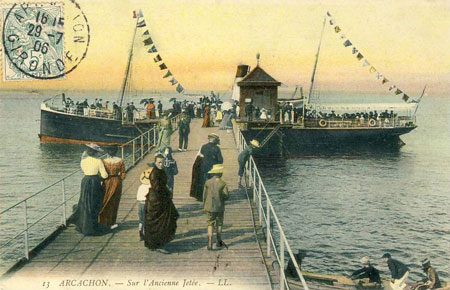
[260, 124, 282, 147]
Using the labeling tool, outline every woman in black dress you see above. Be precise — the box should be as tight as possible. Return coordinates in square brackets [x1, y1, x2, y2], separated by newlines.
[75, 143, 108, 235]
[144, 154, 179, 251]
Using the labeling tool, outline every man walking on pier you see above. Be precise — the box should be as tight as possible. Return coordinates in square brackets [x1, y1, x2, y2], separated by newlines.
[178, 113, 190, 152]
[203, 164, 229, 250]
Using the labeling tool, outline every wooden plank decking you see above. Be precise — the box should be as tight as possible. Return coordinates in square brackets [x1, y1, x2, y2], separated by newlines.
[1, 119, 273, 290]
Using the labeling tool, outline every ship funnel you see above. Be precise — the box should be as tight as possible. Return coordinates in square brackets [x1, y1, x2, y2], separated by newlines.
[236, 65, 250, 78]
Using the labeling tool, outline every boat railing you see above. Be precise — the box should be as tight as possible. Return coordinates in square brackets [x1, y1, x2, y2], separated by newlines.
[232, 120, 310, 290]
[0, 114, 179, 275]
[301, 116, 416, 129]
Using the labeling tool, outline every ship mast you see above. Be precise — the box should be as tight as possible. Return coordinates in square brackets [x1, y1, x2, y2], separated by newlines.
[118, 18, 139, 107]
[304, 17, 326, 120]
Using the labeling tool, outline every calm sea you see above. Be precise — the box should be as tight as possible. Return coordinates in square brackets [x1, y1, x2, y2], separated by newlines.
[0, 90, 448, 281]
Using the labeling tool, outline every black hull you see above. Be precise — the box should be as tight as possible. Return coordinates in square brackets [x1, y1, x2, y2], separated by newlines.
[242, 126, 416, 155]
[39, 109, 154, 145]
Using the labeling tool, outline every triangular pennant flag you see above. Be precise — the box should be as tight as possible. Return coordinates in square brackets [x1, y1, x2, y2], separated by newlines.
[163, 70, 172, 78]
[402, 94, 409, 102]
[395, 88, 403, 95]
[153, 54, 162, 63]
[137, 20, 146, 28]
[352, 47, 358, 54]
[137, 9, 144, 18]
[133, 10, 137, 18]
[147, 45, 158, 53]
[334, 26, 341, 33]
[327, 11, 332, 17]
[329, 19, 335, 25]
[382, 77, 389, 84]
[159, 63, 167, 70]
[176, 84, 184, 93]
[143, 37, 153, 46]
[169, 77, 178, 85]
[376, 72, 383, 80]
[343, 40, 352, 47]
[369, 66, 377, 73]
[362, 60, 370, 67]
[356, 53, 364, 61]
[389, 85, 396, 91]
[143, 30, 149, 36]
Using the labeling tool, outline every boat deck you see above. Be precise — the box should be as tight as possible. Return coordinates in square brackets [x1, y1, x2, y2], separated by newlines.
[1, 119, 274, 290]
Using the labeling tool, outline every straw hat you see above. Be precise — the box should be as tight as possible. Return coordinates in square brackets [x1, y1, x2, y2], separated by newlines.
[421, 258, 431, 269]
[86, 143, 104, 152]
[250, 139, 260, 148]
[208, 133, 220, 144]
[208, 164, 224, 174]
[140, 168, 154, 184]
[360, 256, 370, 265]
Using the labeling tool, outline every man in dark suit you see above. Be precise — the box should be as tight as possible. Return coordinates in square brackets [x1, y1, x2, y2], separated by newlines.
[178, 113, 190, 152]
[382, 253, 410, 290]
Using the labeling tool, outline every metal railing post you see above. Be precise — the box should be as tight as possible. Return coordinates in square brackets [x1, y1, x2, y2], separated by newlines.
[153, 127, 157, 145]
[266, 198, 271, 257]
[62, 179, 66, 226]
[148, 130, 151, 152]
[258, 176, 262, 225]
[141, 135, 144, 160]
[121, 146, 124, 160]
[280, 235, 285, 290]
[253, 161, 257, 203]
[23, 201, 29, 260]
[132, 140, 136, 166]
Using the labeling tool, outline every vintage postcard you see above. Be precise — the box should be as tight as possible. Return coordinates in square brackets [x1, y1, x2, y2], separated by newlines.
[0, 0, 448, 290]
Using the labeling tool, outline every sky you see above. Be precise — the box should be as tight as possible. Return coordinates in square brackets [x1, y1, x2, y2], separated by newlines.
[1, 0, 449, 97]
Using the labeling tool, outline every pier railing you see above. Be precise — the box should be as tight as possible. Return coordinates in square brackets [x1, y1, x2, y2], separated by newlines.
[0, 114, 180, 275]
[232, 120, 309, 290]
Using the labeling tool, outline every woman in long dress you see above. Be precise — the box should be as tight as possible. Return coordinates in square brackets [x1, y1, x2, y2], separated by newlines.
[156, 115, 172, 152]
[75, 143, 108, 236]
[144, 154, 179, 250]
[98, 147, 126, 229]
[202, 106, 211, 127]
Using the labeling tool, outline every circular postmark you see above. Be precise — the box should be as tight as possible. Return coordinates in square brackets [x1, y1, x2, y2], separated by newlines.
[2, 0, 90, 80]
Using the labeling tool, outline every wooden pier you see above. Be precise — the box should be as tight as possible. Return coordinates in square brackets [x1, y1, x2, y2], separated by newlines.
[1, 119, 275, 290]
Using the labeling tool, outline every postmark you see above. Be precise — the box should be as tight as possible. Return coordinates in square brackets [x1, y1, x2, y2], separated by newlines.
[1, 0, 90, 81]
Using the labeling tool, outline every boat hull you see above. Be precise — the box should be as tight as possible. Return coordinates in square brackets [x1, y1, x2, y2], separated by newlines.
[241, 126, 416, 155]
[39, 108, 154, 145]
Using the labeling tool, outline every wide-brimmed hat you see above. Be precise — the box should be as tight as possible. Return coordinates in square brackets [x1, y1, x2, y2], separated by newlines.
[208, 164, 224, 174]
[381, 253, 391, 259]
[360, 256, 370, 265]
[140, 168, 154, 184]
[421, 258, 431, 268]
[250, 139, 260, 148]
[86, 143, 104, 152]
[208, 133, 220, 144]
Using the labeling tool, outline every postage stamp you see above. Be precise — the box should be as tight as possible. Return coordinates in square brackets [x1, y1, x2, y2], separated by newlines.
[1, 0, 89, 81]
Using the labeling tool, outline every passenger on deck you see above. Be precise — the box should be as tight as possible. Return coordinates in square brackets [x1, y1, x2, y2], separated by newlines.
[382, 253, 410, 290]
[156, 114, 173, 153]
[350, 256, 381, 284]
[99, 147, 125, 230]
[178, 113, 190, 152]
[157, 101, 163, 118]
[237, 140, 260, 187]
[146, 101, 155, 119]
[203, 164, 229, 250]
[286, 250, 307, 280]
[144, 153, 179, 252]
[245, 102, 254, 122]
[137, 169, 151, 241]
[411, 259, 441, 290]
[75, 144, 108, 236]
[202, 105, 211, 127]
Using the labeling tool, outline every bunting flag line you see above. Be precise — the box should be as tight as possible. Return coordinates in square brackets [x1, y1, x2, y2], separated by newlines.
[143, 37, 153, 46]
[137, 9, 143, 18]
[343, 40, 352, 47]
[133, 10, 137, 18]
[153, 54, 162, 63]
[159, 63, 167, 70]
[163, 70, 172, 78]
[176, 84, 184, 94]
[148, 45, 158, 53]
[137, 20, 146, 28]
[327, 11, 409, 101]
[169, 77, 178, 85]
[143, 30, 149, 36]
